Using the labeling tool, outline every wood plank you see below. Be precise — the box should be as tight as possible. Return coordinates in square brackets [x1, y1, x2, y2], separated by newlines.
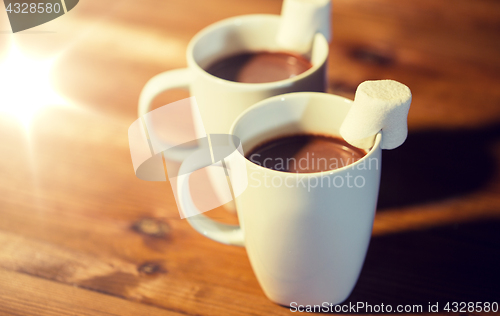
[0, 267, 183, 316]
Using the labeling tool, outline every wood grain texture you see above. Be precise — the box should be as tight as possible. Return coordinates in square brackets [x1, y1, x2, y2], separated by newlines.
[0, 0, 499, 315]
[0, 267, 184, 316]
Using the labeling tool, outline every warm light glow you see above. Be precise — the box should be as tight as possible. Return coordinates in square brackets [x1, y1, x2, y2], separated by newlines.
[0, 42, 66, 129]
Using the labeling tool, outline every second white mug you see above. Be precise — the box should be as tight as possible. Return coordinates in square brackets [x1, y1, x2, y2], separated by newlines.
[139, 14, 330, 213]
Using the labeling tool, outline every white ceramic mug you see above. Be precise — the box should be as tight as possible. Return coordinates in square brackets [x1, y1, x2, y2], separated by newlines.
[177, 92, 383, 306]
[140, 14, 329, 213]
[138, 14, 329, 151]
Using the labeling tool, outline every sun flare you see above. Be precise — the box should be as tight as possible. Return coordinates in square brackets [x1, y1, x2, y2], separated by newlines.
[0, 42, 67, 129]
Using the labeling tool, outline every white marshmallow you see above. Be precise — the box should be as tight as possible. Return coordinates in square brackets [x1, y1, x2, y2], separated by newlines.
[276, 0, 332, 54]
[340, 80, 412, 150]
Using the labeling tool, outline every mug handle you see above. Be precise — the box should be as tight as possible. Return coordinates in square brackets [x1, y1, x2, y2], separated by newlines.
[177, 162, 244, 246]
[138, 68, 192, 117]
[138, 68, 196, 162]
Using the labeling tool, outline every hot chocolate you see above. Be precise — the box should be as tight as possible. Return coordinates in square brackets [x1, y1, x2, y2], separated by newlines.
[246, 134, 367, 173]
[205, 51, 312, 83]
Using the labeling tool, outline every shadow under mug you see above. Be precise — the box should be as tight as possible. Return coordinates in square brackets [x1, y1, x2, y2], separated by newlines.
[177, 92, 383, 306]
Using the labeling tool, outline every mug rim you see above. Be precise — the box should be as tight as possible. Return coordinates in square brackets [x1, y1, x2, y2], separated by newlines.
[186, 14, 329, 90]
[229, 92, 383, 177]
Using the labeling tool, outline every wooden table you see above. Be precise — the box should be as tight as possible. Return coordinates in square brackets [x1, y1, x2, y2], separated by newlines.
[1, 0, 499, 315]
